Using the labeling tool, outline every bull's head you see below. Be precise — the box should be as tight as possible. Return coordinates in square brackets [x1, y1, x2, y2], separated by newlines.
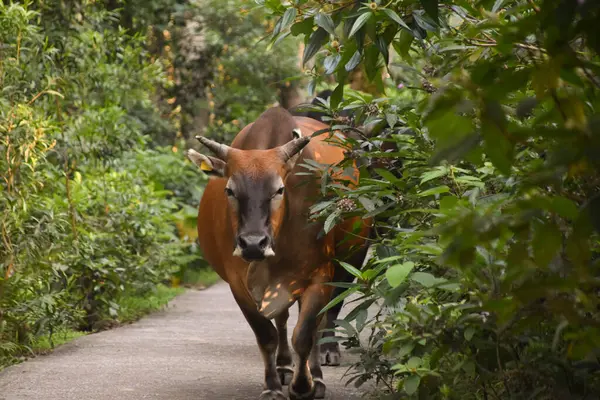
[187, 130, 310, 262]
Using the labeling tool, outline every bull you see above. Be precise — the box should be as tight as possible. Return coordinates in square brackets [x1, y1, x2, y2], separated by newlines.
[187, 107, 371, 400]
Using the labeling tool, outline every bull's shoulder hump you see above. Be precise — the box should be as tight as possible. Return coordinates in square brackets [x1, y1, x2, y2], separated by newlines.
[230, 121, 255, 149]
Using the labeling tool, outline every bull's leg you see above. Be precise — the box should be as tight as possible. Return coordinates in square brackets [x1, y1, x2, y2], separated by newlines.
[309, 317, 328, 398]
[289, 283, 332, 400]
[274, 308, 293, 385]
[233, 295, 286, 400]
[321, 244, 371, 366]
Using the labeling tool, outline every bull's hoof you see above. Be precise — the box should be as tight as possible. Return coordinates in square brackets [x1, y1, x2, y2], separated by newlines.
[277, 365, 294, 386]
[289, 380, 316, 400]
[314, 378, 326, 399]
[259, 389, 287, 400]
[320, 348, 341, 366]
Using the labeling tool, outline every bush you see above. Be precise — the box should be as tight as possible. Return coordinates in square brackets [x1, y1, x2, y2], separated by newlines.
[263, 0, 600, 398]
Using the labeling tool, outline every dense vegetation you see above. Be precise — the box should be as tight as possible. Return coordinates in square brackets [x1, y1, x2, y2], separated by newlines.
[261, 0, 600, 399]
[0, 0, 293, 369]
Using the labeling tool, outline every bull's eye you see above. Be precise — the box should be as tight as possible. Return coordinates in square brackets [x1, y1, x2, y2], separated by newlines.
[274, 187, 284, 197]
[224, 187, 235, 197]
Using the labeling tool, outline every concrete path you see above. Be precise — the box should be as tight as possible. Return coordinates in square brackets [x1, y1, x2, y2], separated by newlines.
[0, 281, 373, 400]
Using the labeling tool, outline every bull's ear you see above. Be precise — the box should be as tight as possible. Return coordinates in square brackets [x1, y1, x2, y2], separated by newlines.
[186, 149, 226, 178]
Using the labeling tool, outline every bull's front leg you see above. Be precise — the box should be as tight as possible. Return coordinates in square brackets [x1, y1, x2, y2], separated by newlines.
[289, 282, 332, 400]
[274, 308, 294, 385]
[233, 293, 286, 400]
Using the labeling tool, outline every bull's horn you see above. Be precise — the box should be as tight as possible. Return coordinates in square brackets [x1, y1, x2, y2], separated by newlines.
[195, 136, 230, 160]
[278, 136, 310, 163]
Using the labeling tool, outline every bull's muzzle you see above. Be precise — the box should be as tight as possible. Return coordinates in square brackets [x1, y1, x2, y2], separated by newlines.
[233, 234, 275, 261]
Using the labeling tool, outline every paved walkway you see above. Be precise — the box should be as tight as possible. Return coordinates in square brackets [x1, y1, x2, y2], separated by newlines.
[0, 281, 372, 400]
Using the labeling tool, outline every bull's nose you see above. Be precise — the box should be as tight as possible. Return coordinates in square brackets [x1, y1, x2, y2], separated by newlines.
[237, 234, 270, 261]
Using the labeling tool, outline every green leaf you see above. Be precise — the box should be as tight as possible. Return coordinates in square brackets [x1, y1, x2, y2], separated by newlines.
[307, 79, 317, 97]
[532, 220, 562, 267]
[330, 83, 344, 108]
[344, 298, 376, 322]
[315, 12, 336, 35]
[407, 356, 422, 369]
[44, 89, 65, 99]
[310, 200, 334, 214]
[425, 111, 473, 151]
[355, 308, 368, 332]
[324, 53, 341, 74]
[417, 185, 450, 197]
[358, 196, 375, 211]
[392, 30, 414, 63]
[363, 45, 381, 81]
[411, 271, 445, 287]
[481, 101, 513, 175]
[375, 35, 390, 66]
[338, 261, 363, 280]
[483, 100, 507, 132]
[333, 318, 358, 336]
[385, 113, 398, 128]
[404, 375, 421, 395]
[374, 168, 400, 184]
[413, 11, 437, 33]
[550, 196, 579, 219]
[464, 327, 476, 341]
[398, 342, 415, 357]
[492, 0, 506, 12]
[430, 131, 481, 165]
[516, 97, 538, 119]
[303, 27, 328, 65]
[323, 209, 341, 233]
[439, 195, 458, 210]
[348, 12, 372, 37]
[319, 286, 359, 315]
[483, 133, 512, 175]
[381, 8, 411, 31]
[419, 0, 439, 23]
[386, 262, 414, 288]
[318, 336, 345, 345]
[345, 50, 362, 71]
[291, 17, 314, 36]
[280, 7, 297, 31]
[420, 167, 448, 184]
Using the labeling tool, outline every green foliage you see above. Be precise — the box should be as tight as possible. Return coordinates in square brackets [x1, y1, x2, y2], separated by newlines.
[116, 284, 185, 323]
[29, 329, 87, 355]
[0, 0, 207, 369]
[264, 0, 600, 398]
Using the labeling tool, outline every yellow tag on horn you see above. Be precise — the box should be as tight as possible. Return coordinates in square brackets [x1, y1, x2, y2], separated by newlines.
[200, 160, 212, 171]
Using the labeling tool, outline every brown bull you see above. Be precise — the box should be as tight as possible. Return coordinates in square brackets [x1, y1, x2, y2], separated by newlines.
[187, 107, 371, 400]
